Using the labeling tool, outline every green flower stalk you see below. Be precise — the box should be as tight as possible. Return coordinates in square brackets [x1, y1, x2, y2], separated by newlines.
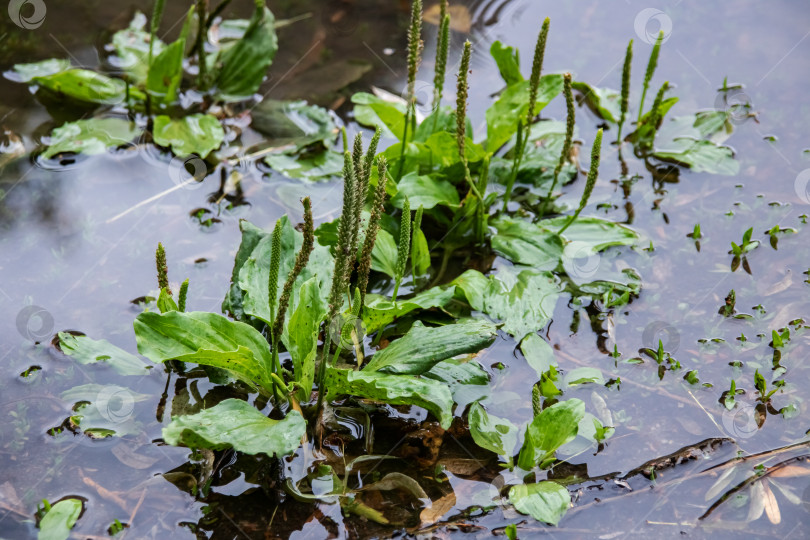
[271, 197, 314, 343]
[351, 133, 367, 256]
[155, 242, 170, 295]
[195, 0, 208, 88]
[432, 0, 450, 112]
[392, 196, 411, 302]
[357, 157, 388, 306]
[541, 72, 574, 216]
[559, 128, 603, 234]
[362, 127, 382, 184]
[329, 152, 358, 317]
[617, 39, 633, 144]
[267, 219, 283, 325]
[647, 81, 669, 128]
[411, 204, 424, 280]
[527, 17, 550, 126]
[178, 278, 189, 312]
[638, 30, 664, 123]
[504, 18, 550, 211]
[455, 41, 482, 201]
[406, 0, 424, 103]
[148, 0, 166, 67]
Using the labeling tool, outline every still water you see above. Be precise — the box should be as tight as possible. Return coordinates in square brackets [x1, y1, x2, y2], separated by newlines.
[1, 1, 809, 538]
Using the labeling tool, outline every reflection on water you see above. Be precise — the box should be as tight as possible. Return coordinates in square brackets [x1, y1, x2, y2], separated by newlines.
[1, 0, 810, 538]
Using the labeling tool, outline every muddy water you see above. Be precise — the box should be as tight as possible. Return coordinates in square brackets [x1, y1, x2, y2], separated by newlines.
[1, 1, 809, 538]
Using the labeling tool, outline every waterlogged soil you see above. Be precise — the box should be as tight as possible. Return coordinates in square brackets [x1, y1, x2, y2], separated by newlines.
[2, 1, 810, 538]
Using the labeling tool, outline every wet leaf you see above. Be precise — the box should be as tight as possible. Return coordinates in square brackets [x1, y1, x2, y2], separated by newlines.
[420, 491, 456, 526]
[58, 332, 151, 375]
[563, 367, 604, 387]
[281, 277, 326, 402]
[162, 398, 305, 457]
[469, 402, 518, 458]
[41, 118, 141, 159]
[423, 358, 490, 407]
[572, 82, 621, 123]
[520, 334, 557, 377]
[364, 319, 497, 375]
[352, 92, 407, 139]
[361, 472, 429, 501]
[517, 399, 585, 470]
[152, 114, 225, 158]
[747, 480, 766, 522]
[486, 74, 563, 152]
[761, 480, 781, 524]
[31, 69, 127, 105]
[490, 41, 523, 86]
[362, 286, 455, 334]
[324, 367, 454, 429]
[134, 311, 275, 394]
[490, 217, 564, 270]
[392, 172, 460, 209]
[371, 229, 399, 278]
[265, 150, 343, 180]
[508, 481, 570, 525]
[236, 216, 333, 326]
[109, 12, 159, 84]
[252, 100, 336, 150]
[455, 268, 561, 341]
[9, 58, 71, 82]
[38, 498, 83, 540]
[213, 6, 278, 100]
[539, 216, 640, 252]
[146, 7, 193, 104]
[653, 114, 739, 175]
[60, 384, 149, 438]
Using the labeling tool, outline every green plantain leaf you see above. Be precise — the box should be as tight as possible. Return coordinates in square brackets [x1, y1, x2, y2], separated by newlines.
[41, 118, 141, 159]
[162, 398, 305, 457]
[351, 92, 407, 139]
[392, 172, 460, 209]
[134, 310, 275, 394]
[490, 41, 524, 86]
[281, 277, 326, 402]
[469, 401, 518, 459]
[109, 12, 160, 84]
[10, 58, 71, 82]
[362, 286, 455, 334]
[58, 332, 151, 375]
[146, 7, 193, 104]
[32, 69, 127, 105]
[485, 74, 563, 152]
[538, 216, 640, 252]
[214, 6, 278, 100]
[508, 481, 570, 525]
[517, 399, 585, 470]
[38, 498, 83, 540]
[364, 319, 497, 375]
[490, 217, 564, 270]
[152, 114, 225, 158]
[324, 367, 454, 429]
[252, 100, 336, 150]
[571, 81, 621, 123]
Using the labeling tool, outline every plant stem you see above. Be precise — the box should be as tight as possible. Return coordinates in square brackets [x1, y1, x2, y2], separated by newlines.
[540, 72, 574, 217]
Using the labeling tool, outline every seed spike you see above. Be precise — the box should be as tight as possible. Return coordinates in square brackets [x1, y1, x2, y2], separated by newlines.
[357, 157, 388, 306]
[432, 8, 450, 112]
[638, 30, 664, 123]
[267, 219, 283, 323]
[392, 196, 411, 303]
[155, 242, 170, 295]
[617, 39, 633, 144]
[178, 278, 189, 312]
[559, 128, 603, 234]
[541, 73, 574, 216]
[527, 17, 550, 126]
[406, 0, 424, 103]
[272, 197, 315, 343]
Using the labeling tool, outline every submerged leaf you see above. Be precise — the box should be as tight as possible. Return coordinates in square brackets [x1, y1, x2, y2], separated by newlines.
[252, 100, 336, 150]
[38, 498, 83, 540]
[162, 399, 305, 457]
[508, 481, 570, 525]
[58, 332, 151, 375]
[9, 58, 71, 82]
[364, 319, 497, 375]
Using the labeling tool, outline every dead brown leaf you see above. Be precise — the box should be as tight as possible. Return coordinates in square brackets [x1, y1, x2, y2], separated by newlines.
[420, 491, 456, 526]
[761, 480, 781, 525]
[423, 4, 472, 33]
